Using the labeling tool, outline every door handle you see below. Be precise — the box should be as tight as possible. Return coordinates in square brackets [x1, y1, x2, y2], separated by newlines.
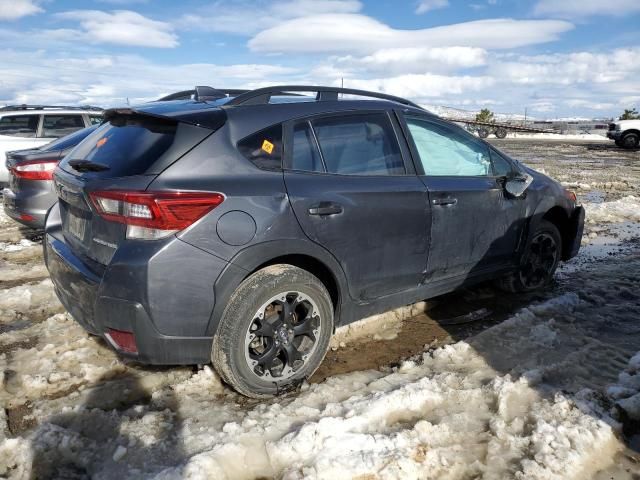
[432, 197, 458, 206]
[308, 202, 343, 216]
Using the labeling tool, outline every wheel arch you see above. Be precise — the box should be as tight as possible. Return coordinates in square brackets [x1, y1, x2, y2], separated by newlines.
[206, 239, 349, 336]
[541, 206, 573, 259]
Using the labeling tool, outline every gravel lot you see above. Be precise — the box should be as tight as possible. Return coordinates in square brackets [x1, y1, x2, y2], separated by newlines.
[0, 139, 639, 479]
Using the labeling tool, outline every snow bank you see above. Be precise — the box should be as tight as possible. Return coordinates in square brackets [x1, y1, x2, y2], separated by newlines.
[1, 283, 633, 479]
[608, 352, 640, 422]
[0, 280, 62, 324]
[584, 196, 640, 224]
[0, 238, 36, 252]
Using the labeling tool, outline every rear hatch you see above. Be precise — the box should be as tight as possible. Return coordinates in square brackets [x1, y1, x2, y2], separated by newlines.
[54, 102, 225, 267]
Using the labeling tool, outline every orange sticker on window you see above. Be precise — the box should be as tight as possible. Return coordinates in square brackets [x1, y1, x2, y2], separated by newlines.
[96, 137, 108, 148]
[261, 139, 274, 154]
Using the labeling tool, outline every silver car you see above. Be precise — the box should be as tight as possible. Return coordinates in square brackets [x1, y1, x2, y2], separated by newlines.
[3, 125, 99, 229]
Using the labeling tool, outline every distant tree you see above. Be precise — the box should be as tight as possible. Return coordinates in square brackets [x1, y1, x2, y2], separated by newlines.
[475, 108, 495, 123]
[620, 108, 640, 120]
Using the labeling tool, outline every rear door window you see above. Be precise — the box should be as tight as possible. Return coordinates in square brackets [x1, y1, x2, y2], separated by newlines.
[311, 113, 405, 175]
[42, 115, 85, 138]
[291, 122, 324, 173]
[237, 124, 282, 170]
[0, 114, 39, 138]
[406, 117, 492, 176]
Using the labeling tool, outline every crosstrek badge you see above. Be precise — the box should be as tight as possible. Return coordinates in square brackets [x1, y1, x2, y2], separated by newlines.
[261, 139, 274, 154]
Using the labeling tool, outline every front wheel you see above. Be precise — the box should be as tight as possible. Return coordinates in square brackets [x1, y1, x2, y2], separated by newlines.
[621, 132, 639, 149]
[498, 220, 562, 292]
[212, 264, 333, 398]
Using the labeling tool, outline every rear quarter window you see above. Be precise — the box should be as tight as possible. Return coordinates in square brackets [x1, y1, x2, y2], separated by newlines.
[237, 124, 283, 170]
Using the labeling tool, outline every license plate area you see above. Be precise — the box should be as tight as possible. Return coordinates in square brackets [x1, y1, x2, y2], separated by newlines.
[68, 212, 87, 241]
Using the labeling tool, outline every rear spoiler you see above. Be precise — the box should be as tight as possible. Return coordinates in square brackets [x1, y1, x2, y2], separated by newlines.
[103, 105, 227, 131]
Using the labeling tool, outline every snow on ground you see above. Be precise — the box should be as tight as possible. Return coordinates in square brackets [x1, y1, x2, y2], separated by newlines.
[0, 140, 639, 479]
[505, 132, 608, 142]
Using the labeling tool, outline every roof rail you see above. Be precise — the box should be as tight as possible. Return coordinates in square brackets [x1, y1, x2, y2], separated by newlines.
[0, 104, 103, 112]
[156, 86, 250, 102]
[224, 85, 425, 110]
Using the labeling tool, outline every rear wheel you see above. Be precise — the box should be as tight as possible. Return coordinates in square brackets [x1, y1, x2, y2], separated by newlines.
[498, 220, 562, 292]
[495, 127, 508, 139]
[621, 132, 639, 149]
[212, 264, 333, 398]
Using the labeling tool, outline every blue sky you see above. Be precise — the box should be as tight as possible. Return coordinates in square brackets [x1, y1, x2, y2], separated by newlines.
[1, 0, 639, 118]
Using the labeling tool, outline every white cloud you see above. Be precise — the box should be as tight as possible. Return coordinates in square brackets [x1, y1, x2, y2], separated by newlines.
[248, 15, 573, 54]
[0, 51, 299, 106]
[334, 46, 488, 75]
[534, 0, 640, 18]
[415, 0, 449, 14]
[180, 0, 362, 35]
[491, 48, 640, 85]
[342, 73, 495, 100]
[57, 10, 178, 48]
[0, 0, 42, 20]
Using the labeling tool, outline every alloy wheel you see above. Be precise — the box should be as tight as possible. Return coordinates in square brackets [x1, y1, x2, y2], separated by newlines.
[244, 292, 321, 380]
[519, 232, 559, 289]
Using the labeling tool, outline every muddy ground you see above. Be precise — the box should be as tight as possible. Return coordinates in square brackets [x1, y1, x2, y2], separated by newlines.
[0, 139, 639, 479]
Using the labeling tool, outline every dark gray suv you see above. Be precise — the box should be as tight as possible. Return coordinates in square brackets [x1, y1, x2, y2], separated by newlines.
[44, 86, 584, 397]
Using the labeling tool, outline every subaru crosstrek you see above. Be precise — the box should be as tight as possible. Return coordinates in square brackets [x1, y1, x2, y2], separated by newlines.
[44, 86, 585, 397]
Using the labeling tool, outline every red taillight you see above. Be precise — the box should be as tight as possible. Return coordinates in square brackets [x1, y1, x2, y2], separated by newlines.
[105, 328, 138, 354]
[12, 160, 59, 180]
[19, 214, 34, 222]
[89, 190, 224, 239]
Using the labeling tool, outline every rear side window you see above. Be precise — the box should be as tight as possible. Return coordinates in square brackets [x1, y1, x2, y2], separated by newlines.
[42, 115, 85, 138]
[312, 114, 404, 175]
[0, 114, 39, 138]
[65, 116, 177, 176]
[237, 124, 282, 170]
[89, 115, 103, 125]
[406, 118, 492, 176]
[291, 122, 323, 172]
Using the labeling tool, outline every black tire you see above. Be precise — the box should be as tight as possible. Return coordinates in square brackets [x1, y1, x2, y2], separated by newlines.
[212, 264, 333, 398]
[495, 127, 508, 139]
[477, 127, 490, 139]
[621, 132, 639, 149]
[497, 220, 562, 293]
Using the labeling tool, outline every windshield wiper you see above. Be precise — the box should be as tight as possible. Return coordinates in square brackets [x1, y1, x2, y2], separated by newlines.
[68, 159, 110, 172]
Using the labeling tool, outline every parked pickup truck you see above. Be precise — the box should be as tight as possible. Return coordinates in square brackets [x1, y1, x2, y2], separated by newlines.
[607, 120, 640, 149]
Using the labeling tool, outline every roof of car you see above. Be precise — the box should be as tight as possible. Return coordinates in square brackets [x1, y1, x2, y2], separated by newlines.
[0, 105, 103, 115]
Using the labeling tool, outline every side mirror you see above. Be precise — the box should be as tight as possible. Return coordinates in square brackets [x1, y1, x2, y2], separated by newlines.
[504, 172, 533, 197]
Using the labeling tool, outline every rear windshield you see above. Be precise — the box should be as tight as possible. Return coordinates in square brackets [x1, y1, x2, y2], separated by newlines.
[63, 116, 178, 177]
[41, 124, 100, 152]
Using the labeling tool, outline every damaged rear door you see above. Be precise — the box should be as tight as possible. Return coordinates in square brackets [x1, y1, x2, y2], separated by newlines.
[401, 114, 525, 282]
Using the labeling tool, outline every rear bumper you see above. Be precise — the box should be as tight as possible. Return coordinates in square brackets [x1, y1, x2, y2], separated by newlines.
[563, 205, 585, 260]
[2, 185, 55, 229]
[44, 231, 232, 365]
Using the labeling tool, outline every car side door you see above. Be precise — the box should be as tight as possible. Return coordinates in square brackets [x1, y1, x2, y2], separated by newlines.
[283, 110, 431, 301]
[400, 113, 525, 283]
